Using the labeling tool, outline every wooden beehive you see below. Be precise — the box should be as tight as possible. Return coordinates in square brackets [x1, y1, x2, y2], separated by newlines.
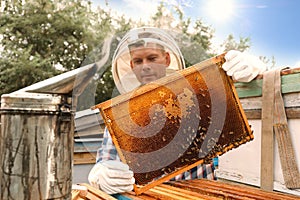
[217, 67, 300, 195]
[73, 180, 300, 200]
[92, 53, 253, 195]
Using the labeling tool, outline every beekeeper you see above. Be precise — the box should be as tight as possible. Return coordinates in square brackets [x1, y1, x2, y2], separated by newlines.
[88, 27, 267, 194]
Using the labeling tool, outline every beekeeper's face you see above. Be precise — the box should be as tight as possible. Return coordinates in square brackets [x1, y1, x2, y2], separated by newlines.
[129, 43, 171, 85]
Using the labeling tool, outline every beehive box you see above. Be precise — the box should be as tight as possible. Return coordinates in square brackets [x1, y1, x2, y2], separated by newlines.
[93, 54, 253, 194]
[73, 180, 300, 200]
[216, 68, 300, 196]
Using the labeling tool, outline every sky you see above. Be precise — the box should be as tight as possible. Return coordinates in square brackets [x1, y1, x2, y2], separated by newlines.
[92, 0, 300, 68]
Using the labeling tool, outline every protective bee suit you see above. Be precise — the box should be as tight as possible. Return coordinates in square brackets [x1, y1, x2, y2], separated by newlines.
[88, 27, 267, 195]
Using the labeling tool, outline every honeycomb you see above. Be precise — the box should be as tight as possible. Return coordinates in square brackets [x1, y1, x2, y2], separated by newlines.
[93, 54, 253, 189]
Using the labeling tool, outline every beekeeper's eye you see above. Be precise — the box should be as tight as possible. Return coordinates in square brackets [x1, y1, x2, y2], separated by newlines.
[132, 58, 143, 66]
[148, 55, 158, 62]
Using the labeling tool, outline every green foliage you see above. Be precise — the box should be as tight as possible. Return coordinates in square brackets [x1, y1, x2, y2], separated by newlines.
[0, 0, 95, 95]
[0, 46, 58, 93]
[221, 34, 251, 52]
[0, 1, 255, 110]
[149, 2, 214, 66]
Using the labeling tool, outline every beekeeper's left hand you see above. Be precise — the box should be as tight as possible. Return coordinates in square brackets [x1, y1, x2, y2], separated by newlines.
[222, 50, 267, 82]
[88, 160, 135, 194]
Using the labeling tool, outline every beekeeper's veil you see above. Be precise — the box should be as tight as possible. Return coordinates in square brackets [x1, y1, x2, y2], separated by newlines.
[112, 27, 185, 94]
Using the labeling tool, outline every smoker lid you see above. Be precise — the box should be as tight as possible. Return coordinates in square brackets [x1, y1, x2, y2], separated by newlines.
[1, 92, 63, 112]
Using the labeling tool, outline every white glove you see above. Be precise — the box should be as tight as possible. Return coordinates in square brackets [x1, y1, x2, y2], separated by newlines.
[88, 160, 135, 194]
[222, 50, 267, 82]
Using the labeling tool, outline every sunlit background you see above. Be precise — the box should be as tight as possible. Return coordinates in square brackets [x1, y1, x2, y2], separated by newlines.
[93, 0, 300, 68]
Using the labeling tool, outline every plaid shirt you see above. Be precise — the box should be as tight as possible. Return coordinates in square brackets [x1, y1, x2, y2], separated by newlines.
[96, 127, 215, 180]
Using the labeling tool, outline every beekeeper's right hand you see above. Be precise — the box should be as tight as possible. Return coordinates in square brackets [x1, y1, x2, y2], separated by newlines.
[223, 50, 267, 82]
[88, 160, 135, 194]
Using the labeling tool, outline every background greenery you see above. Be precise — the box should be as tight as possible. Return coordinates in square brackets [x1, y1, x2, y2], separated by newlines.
[0, 0, 269, 110]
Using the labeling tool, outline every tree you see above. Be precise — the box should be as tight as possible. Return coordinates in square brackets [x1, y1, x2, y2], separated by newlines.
[0, 1, 259, 109]
[76, 8, 134, 109]
[0, 0, 111, 96]
[221, 34, 275, 68]
[221, 34, 251, 52]
[148, 2, 254, 67]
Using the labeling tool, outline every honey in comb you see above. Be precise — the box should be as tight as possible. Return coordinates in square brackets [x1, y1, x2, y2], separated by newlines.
[95, 54, 253, 186]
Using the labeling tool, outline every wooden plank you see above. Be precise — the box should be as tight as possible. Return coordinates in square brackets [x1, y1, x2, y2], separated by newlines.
[235, 68, 300, 98]
[274, 124, 300, 188]
[71, 180, 300, 199]
[149, 187, 195, 200]
[260, 70, 276, 191]
[71, 190, 81, 200]
[120, 179, 300, 200]
[72, 185, 88, 200]
[74, 152, 96, 165]
[78, 183, 117, 200]
[235, 78, 263, 98]
[133, 159, 205, 195]
[240, 92, 300, 119]
[273, 70, 300, 189]
[244, 107, 300, 119]
[154, 184, 221, 200]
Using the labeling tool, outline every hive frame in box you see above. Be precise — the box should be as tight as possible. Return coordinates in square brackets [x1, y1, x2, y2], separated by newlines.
[92, 53, 253, 195]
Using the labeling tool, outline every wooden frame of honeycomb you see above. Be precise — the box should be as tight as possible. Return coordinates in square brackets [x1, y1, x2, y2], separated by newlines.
[93, 53, 253, 195]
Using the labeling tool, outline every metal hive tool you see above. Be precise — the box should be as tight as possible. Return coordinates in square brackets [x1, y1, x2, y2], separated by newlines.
[92, 53, 253, 195]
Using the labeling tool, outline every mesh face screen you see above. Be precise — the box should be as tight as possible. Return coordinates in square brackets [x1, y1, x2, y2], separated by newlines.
[94, 54, 253, 187]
